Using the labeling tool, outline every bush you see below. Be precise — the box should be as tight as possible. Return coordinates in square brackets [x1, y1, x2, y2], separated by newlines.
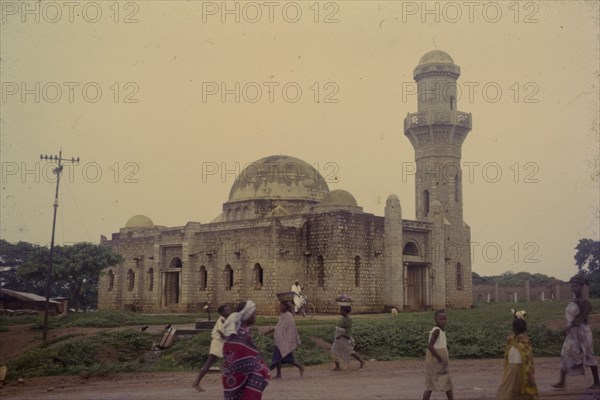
[160, 332, 212, 370]
[7, 329, 154, 378]
[307, 318, 565, 361]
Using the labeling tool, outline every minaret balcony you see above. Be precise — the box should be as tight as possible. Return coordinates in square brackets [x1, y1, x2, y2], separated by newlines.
[404, 111, 472, 131]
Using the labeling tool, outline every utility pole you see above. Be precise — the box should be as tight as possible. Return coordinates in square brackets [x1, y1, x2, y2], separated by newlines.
[40, 151, 80, 341]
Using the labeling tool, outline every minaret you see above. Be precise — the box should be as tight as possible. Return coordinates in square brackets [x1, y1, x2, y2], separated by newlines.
[404, 50, 473, 308]
[404, 50, 471, 225]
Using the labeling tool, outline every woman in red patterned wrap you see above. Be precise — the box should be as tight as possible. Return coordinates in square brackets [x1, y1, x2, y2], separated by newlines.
[222, 300, 270, 400]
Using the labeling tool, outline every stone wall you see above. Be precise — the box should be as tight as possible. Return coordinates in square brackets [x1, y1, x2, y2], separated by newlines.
[99, 209, 475, 315]
[98, 231, 159, 311]
[186, 222, 285, 315]
[472, 281, 571, 303]
[99, 210, 390, 315]
[444, 224, 472, 309]
[305, 211, 385, 313]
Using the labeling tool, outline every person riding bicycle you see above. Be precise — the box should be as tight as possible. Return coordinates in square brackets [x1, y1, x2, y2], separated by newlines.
[291, 280, 304, 314]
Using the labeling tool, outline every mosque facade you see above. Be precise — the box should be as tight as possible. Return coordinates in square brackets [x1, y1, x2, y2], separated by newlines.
[98, 50, 474, 314]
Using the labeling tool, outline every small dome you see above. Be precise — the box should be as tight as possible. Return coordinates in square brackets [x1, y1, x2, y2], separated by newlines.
[321, 190, 358, 207]
[418, 50, 454, 65]
[386, 194, 400, 207]
[125, 215, 154, 229]
[228, 155, 329, 203]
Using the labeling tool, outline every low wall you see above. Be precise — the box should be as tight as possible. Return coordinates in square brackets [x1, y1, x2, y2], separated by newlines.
[472, 281, 572, 303]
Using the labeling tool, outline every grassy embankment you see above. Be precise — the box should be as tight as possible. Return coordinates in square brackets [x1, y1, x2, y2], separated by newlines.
[2, 299, 598, 378]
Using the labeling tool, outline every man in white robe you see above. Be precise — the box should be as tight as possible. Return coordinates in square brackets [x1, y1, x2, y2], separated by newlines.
[291, 280, 303, 313]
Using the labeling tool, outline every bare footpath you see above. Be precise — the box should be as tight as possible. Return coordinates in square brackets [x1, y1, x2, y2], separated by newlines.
[2, 357, 600, 400]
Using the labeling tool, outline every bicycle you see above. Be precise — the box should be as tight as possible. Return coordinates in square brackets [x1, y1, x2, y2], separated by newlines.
[296, 294, 316, 319]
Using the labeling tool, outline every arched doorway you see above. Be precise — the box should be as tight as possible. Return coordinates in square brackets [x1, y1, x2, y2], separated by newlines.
[164, 257, 182, 305]
[403, 242, 428, 310]
[405, 265, 425, 309]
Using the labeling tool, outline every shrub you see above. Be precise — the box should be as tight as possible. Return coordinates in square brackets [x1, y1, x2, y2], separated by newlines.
[7, 329, 154, 378]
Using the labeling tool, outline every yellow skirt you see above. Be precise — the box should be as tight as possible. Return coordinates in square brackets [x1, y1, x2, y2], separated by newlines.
[496, 363, 538, 400]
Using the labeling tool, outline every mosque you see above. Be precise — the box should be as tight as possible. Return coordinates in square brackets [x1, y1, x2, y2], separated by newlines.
[98, 50, 474, 314]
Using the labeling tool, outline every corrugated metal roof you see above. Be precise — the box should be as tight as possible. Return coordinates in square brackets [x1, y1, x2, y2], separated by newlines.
[0, 288, 60, 304]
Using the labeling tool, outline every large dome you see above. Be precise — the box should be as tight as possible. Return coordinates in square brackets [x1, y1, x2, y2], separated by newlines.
[418, 50, 454, 65]
[227, 155, 330, 203]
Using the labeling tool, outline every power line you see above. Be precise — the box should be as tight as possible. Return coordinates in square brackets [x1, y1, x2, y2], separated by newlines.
[39, 151, 80, 341]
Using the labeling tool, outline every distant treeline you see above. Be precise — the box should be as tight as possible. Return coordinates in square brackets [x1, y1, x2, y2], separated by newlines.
[472, 271, 559, 286]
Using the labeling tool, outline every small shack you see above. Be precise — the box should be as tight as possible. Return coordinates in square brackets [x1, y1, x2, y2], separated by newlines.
[0, 288, 63, 316]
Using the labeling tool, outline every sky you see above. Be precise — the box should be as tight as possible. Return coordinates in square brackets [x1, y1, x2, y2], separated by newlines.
[1, 0, 598, 281]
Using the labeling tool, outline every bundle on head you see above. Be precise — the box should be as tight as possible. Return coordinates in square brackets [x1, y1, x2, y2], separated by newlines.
[511, 308, 527, 320]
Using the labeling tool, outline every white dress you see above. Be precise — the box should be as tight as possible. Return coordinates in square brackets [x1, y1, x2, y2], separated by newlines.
[292, 284, 302, 312]
[208, 316, 226, 357]
[424, 327, 453, 391]
[560, 300, 598, 375]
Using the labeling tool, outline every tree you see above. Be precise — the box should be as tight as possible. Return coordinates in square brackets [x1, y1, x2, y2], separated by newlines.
[2, 240, 122, 310]
[472, 270, 557, 286]
[574, 238, 600, 297]
[0, 240, 48, 292]
[471, 271, 493, 284]
[58, 242, 122, 310]
[575, 238, 600, 271]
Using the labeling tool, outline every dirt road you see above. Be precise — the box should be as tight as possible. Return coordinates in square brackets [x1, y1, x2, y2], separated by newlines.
[2, 357, 600, 400]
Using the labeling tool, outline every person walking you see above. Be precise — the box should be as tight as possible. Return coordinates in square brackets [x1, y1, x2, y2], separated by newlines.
[422, 309, 454, 400]
[331, 304, 364, 370]
[552, 276, 600, 389]
[192, 304, 231, 392]
[496, 317, 538, 399]
[222, 300, 270, 400]
[265, 301, 304, 378]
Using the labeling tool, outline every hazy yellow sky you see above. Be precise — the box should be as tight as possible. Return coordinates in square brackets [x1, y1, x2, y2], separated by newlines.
[1, 0, 598, 280]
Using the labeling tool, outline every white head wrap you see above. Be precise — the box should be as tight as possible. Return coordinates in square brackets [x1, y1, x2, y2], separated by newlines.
[223, 300, 256, 337]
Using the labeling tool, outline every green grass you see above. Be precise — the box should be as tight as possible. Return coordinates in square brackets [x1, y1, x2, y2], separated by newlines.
[0, 310, 203, 330]
[150, 331, 214, 371]
[3, 299, 585, 330]
[447, 299, 600, 324]
[5, 300, 598, 378]
[0, 314, 40, 327]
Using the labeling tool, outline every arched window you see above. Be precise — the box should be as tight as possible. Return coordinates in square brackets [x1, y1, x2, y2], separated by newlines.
[354, 256, 361, 287]
[317, 256, 324, 287]
[225, 265, 233, 290]
[127, 269, 135, 291]
[199, 266, 207, 291]
[170, 257, 182, 268]
[456, 262, 464, 290]
[403, 242, 420, 256]
[108, 270, 114, 291]
[148, 268, 154, 291]
[423, 190, 430, 216]
[254, 263, 263, 289]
